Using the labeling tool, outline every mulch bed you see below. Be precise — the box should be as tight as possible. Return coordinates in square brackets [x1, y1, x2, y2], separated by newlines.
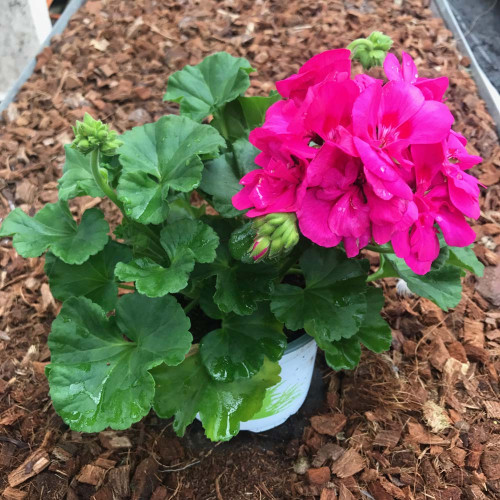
[1, 0, 500, 498]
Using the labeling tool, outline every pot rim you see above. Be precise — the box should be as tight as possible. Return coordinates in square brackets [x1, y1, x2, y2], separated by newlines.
[285, 332, 315, 354]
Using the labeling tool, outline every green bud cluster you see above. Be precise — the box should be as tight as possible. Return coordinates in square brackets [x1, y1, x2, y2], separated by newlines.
[72, 113, 123, 155]
[347, 31, 393, 70]
[249, 212, 300, 261]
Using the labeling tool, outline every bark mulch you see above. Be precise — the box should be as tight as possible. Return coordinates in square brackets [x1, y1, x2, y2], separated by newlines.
[1, 0, 500, 499]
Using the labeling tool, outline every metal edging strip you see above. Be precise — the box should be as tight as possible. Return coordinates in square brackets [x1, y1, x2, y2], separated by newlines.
[431, 0, 500, 136]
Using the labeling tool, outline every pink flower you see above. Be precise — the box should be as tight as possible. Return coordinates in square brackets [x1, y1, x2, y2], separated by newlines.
[383, 51, 449, 101]
[297, 143, 370, 257]
[392, 185, 476, 274]
[276, 49, 351, 103]
[232, 157, 307, 217]
[250, 100, 315, 168]
[411, 133, 482, 219]
[365, 185, 418, 245]
[353, 80, 454, 156]
[297, 79, 360, 156]
[232, 48, 482, 275]
[352, 80, 454, 200]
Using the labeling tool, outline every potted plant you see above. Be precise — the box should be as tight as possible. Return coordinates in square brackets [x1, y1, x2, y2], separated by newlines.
[0, 33, 484, 441]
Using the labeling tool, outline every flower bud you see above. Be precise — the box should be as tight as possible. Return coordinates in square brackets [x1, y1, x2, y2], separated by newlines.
[249, 212, 299, 261]
[250, 236, 270, 261]
[72, 113, 123, 156]
[347, 31, 393, 70]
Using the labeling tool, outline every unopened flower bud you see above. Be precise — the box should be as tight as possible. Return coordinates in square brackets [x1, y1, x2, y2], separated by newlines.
[72, 113, 123, 156]
[250, 236, 270, 261]
[347, 31, 393, 70]
[249, 212, 299, 261]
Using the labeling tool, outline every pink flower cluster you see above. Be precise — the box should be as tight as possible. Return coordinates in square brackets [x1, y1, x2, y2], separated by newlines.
[232, 50, 482, 274]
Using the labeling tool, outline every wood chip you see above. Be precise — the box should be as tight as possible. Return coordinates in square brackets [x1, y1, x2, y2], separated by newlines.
[330, 449, 365, 478]
[310, 414, 347, 437]
[463, 318, 485, 348]
[7, 449, 50, 487]
[130, 457, 158, 500]
[108, 465, 131, 498]
[449, 447, 467, 467]
[373, 427, 402, 448]
[338, 482, 355, 500]
[406, 421, 449, 445]
[464, 344, 490, 364]
[76, 464, 107, 486]
[98, 431, 132, 449]
[312, 443, 344, 468]
[150, 486, 168, 500]
[1, 487, 28, 500]
[484, 400, 500, 419]
[481, 439, 500, 480]
[319, 489, 337, 500]
[428, 337, 450, 371]
[306, 466, 331, 485]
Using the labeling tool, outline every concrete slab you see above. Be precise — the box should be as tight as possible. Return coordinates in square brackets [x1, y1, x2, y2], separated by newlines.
[0, 0, 52, 98]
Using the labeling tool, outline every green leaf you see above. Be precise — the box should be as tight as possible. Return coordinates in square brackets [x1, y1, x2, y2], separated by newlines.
[115, 219, 219, 297]
[200, 138, 258, 217]
[210, 94, 280, 141]
[114, 257, 191, 297]
[214, 259, 277, 315]
[271, 247, 367, 341]
[166, 195, 206, 223]
[114, 219, 153, 256]
[319, 288, 391, 371]
[431, 246, 450, 271]
[200, 303, 286, 382]
[58, 145, 104, 200]
[161, 218, 219, 265]
[117, 115, 225, 224]
[357, 287, 392, 353]
[48, 294, 192, 432]
[320, 337, 361, 371]
[190, 217, 276, 315]
[447, 245, 484, 276]
[210, 99, 248, 141]
[152, 354, 280, 441]
[0, 201, 109, 264]
[45, 241, 133, 311]
[238, 93, 281, 130]
[198, 279, 224, 320]
[384, 254, 462, 311]
[163, 52, 255, 122]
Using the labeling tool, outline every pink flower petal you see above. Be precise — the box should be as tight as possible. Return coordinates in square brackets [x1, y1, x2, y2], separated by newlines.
[435, 207, 476, 247]
[416, 77, 449, 101]
[399, 100, 454, 144]
[401, 51, 419, 83]
[297, 189, 341, 247]
[383, 53, 404, 81]
[379, 81, 424, 132]
[352, 81, 382, 140]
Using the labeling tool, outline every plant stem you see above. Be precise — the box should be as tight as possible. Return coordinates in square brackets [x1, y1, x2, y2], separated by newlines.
[285, 267, 304, 276]
[184, 298, 199, 314]
[90, 150, 123, 210]
[90, 149, 165, 259]
[365, 244, 394, 254]
[118, 283, 136, 290]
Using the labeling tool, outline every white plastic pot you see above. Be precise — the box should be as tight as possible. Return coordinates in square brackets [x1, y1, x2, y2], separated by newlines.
[240, 334, 317, 433]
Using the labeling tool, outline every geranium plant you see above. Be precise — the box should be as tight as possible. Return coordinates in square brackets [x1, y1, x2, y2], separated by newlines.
[0, 34, 484, 441]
